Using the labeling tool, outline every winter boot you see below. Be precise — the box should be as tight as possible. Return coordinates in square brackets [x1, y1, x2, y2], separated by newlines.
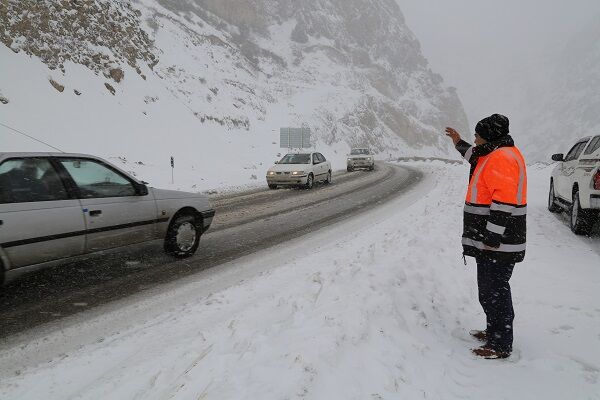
[469, 329, 487, 342]
[471, 346, 510, 359]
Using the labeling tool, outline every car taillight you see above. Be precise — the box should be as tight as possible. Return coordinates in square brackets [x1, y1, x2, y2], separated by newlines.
[594, 170, 600, 190]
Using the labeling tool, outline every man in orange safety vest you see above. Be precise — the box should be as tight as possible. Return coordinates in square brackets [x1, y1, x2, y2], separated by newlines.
[446, 114, 527, 359]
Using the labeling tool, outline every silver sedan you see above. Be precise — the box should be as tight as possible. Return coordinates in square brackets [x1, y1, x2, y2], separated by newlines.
[0, 152, 215, 284]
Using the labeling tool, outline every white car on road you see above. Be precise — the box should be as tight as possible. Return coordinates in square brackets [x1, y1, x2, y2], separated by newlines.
[347, 148, 375, 171]
[548, 135, 600, 234]
[266, 152, 332, 189]
[0, 152, 215, 284]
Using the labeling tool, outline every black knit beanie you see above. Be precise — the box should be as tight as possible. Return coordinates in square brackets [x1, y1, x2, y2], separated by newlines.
[475, 114, 509, 141]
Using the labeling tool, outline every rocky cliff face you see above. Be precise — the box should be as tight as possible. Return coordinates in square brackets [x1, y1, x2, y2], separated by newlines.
[0, 0, 468, 187]
[0, 0, 156, 79]
[150, 0, 468, 153]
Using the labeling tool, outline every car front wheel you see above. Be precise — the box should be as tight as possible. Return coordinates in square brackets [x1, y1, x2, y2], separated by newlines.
[548, 181, 561, 213]
[305, 173, 314, 189]
[165, 214, 201, 258]
[570, 190, 593, 235]
[268, 184, 277, 190]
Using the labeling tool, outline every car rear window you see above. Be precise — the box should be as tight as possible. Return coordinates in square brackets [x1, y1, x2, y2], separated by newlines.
[0, 158, 69, 204]
[565, 140, 589, 162]
[584, 136, 600, 155]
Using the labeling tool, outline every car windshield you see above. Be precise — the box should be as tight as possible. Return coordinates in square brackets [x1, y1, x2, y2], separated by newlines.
[350, 149, 369, 155]
[279, 154, 311, 164]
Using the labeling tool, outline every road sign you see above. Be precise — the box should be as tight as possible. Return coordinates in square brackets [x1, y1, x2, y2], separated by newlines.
[280, 127, 311, 148]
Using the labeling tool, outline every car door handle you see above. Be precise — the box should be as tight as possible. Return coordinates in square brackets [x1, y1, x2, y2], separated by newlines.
[89, 210, 102, 217]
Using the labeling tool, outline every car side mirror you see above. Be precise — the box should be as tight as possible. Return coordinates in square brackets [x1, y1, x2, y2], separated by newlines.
[551, 153, 564, 162]
[136, 183, 149, 196]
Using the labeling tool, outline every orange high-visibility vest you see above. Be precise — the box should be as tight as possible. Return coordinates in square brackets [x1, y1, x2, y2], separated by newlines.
[466, 147, 527, 206]
[462, 146, 527, 263]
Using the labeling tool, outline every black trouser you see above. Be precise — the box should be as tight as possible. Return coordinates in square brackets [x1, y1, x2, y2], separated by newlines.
[476, 257, 515, 352]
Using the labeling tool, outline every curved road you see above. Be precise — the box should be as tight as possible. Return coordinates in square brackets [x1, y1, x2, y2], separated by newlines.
[0, 163, 422, 339]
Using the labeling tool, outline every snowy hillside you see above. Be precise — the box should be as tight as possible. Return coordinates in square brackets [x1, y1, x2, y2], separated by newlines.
[1, 162, 598, 399]
[0, 0, 468, 191]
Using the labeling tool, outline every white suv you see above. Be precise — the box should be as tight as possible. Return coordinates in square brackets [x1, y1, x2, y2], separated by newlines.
[266, 152, 332, 189]
[347, 148, 375, 171]
[548, 135, 600, 234]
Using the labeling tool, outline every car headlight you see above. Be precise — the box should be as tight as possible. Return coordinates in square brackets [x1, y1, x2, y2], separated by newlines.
[267, 171, 275, 176]
[347, 158, 352, 161]
[292, 171, 304, 175]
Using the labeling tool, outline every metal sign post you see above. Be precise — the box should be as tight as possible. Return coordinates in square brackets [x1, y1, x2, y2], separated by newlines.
[170, 156, 174, 184]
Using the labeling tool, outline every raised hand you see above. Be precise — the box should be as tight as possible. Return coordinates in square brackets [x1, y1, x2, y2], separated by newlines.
[445, 127, 461, 145]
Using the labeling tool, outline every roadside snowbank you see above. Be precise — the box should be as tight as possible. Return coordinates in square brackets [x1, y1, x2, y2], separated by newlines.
[0, 162, 599, 400]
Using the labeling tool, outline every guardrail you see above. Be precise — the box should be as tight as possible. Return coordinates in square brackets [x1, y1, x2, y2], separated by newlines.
[394, 156, 464, 165]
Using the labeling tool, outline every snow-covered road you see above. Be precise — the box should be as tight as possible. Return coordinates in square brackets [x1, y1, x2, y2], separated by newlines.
[0, 164, 419, 337]
[1, 161, 599, 400]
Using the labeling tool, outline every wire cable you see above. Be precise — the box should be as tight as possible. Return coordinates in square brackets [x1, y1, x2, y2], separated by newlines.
[0, 121, 65, 152]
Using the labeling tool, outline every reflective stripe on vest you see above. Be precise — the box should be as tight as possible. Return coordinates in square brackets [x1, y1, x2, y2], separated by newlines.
[464, 204, 490, 215]
[500, 148, 526, 205]
[486, 221, 506, 235]
[490, 202, 527, 215]
[469, 157, 490, 203]
[462, 238, 526, 252]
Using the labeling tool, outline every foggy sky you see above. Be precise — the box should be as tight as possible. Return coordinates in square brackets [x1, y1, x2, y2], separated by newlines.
[395, 0, 600, 132]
